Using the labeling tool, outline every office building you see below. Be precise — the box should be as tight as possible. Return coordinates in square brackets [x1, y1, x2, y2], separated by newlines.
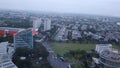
[14, 29, 33, 48]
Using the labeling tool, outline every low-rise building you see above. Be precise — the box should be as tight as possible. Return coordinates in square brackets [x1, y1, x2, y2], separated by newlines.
[99, 49, 120, 68]
[95, 44, 112, 54]
[72, 30, 81, 40]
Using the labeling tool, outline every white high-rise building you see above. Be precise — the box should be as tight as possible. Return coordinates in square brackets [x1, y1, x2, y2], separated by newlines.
[33, 18, 42, 31]
[32, 18, 42, 35]
[44, 19, 51, 31]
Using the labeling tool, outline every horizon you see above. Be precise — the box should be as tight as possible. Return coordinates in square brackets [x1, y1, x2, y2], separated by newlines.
[0, 0, 120, 17]
[1, 8, 120, 18]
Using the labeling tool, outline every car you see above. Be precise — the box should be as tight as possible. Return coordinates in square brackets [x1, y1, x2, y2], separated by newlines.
[59, 57, 65, 61]
[67, 64, 71, 68]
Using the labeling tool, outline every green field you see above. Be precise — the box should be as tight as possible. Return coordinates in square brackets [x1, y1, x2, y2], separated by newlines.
[51, 42, 96, 56]
[51, 42, 120, 56]
[113, 45, 120, 50]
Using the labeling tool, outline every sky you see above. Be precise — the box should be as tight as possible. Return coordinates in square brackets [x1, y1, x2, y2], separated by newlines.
[0, 0, 120, 17]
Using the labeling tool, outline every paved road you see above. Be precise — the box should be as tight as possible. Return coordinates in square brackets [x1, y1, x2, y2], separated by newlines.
[42, 42, 69, 68]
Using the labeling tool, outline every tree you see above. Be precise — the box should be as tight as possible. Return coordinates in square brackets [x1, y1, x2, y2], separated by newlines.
[12, 47, 32, 68]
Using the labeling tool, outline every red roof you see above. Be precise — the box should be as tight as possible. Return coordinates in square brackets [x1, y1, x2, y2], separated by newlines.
[8, 30, 17, 35]
[32, 30, 38, 35]
[0, 30, 5, 36]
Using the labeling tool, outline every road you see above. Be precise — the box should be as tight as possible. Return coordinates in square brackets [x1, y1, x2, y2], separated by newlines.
[42, 42, 69, 68]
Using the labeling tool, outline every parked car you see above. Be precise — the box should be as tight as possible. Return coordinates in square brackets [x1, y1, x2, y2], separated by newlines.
[59, 57, 65, 61]
[67, 64, 71, 68]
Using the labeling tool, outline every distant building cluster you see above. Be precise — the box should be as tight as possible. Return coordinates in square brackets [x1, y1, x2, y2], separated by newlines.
[0, 10, 120, 68]
[0, 14, 52, 68]
[37, 18, 51, 32]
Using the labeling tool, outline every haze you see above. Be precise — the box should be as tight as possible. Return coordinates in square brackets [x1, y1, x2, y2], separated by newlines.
[0, 0, 120, 17]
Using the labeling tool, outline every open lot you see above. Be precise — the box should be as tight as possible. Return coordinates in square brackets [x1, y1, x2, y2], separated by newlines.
[51, 42, 120, 56]
[51, 42, 96, 56]
[113, 45, 120, 50]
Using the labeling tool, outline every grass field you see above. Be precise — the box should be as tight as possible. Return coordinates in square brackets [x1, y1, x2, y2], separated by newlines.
[51, 42, 96, 56]
[113, 45, 120, 50]
[51, 42, 120, 56]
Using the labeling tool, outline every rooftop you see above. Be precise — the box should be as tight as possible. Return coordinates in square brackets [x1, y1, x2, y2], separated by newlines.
[0, 27, 25, 30]
[100, 49, 120, 62]
[96, 44, 112, 46]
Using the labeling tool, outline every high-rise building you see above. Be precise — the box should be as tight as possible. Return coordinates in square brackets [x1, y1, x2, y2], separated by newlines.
[33, 18, 42, 31]
[32, 18, 42, 35]
[14, 29, 33, 48]
[43, 19, 51, 31]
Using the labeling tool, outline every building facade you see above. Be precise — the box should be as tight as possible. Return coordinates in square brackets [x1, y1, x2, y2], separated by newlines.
[43, 19, 51, 31]
[14, 29, 33, 48]
[95, 44, 112, 54]
[32, 18, 42, 35]
[99, 50, 120, 68]
[33, 18, 42, 30]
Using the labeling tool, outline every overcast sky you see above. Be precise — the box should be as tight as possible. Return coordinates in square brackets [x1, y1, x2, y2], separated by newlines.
[0, 0, 120, 17]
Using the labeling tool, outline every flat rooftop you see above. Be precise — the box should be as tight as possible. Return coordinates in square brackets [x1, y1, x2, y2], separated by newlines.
[96, 44, 112, 46]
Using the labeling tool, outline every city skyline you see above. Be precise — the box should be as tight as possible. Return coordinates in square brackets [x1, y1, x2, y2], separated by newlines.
[0, 0, 120, 17]
[0, 7, 120, 68]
